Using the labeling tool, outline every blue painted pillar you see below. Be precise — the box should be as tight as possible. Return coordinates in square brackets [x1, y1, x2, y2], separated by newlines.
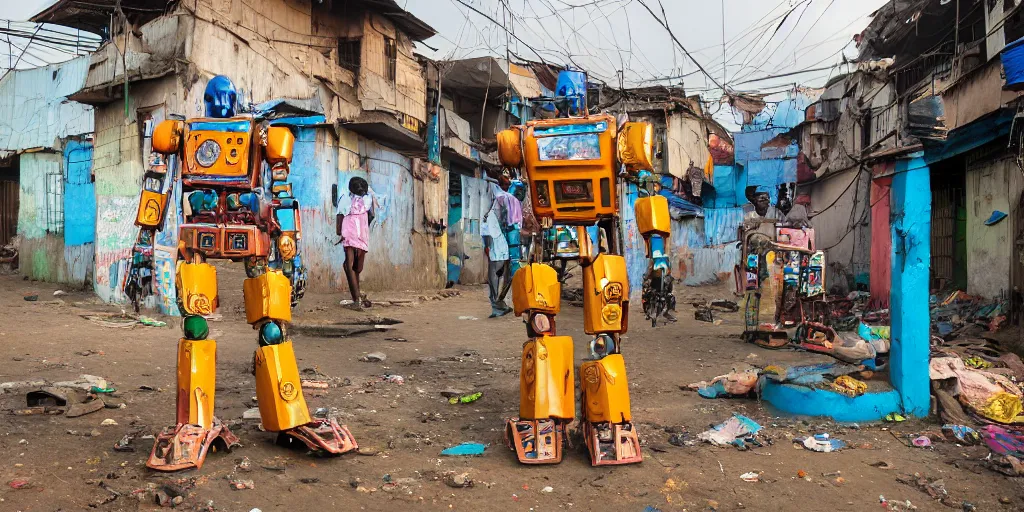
[889, 154, 931, 417]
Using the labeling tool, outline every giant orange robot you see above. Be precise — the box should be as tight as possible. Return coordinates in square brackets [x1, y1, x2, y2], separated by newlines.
[498, 71, 670, 466]
[124, 75, 357, 471]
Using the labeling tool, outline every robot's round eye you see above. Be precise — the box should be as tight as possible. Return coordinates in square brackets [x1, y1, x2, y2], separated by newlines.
[195, 139, 221, 167]
[204, 95, 212, 102]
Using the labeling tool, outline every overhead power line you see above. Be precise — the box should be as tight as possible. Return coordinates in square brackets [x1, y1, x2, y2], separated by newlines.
[635, 0, 725, 91]
[450, 0, 550, 65]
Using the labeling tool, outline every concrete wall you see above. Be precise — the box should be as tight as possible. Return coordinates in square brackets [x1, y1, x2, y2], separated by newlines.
[91, 77, 184, 303]
[807, 166, 871, 293]
[17, 150, 94, 286]
[965, 156, 1024, 297]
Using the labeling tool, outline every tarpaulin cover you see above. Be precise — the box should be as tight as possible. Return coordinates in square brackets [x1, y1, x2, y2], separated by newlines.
[703, 206, 745, 246]
[1002, 36, 1024, 91]
[745, 159, 797, 202]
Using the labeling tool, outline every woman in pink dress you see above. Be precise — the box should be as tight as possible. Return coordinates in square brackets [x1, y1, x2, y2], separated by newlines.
[336, 177, 375, 310]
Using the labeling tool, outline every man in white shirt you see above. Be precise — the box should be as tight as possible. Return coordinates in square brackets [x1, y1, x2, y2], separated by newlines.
[483, 190, 512, 318]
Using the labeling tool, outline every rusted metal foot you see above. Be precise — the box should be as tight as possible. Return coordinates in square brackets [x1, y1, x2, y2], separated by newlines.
[584, 420, 642, 466]
[147, 418, 240, 471]
[280, 417, 357, 455]
[504, 417, 567, 464]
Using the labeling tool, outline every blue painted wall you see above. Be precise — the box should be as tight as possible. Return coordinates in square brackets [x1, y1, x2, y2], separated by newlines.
[889, 155, 932, 416]
[63, 140, 95, 246]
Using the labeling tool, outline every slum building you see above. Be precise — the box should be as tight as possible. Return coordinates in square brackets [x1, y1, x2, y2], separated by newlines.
[0, 56, 95, 286]
[28, 0, 446, 312]
[852, 0, 1024, 316]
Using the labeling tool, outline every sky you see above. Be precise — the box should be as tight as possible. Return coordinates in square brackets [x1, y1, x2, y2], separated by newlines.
[2, 0, 889, 129]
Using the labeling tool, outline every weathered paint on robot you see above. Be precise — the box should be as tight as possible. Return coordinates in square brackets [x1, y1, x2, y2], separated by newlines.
[495, 70, 673, 466]
[122, 76, 357, 472]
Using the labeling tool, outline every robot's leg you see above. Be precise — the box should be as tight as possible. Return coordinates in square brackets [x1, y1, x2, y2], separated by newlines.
[579, 254, 642, 466]
[504, 263, 574, 464]
[148, 262, 239, 471]
[244, 270, 357, 455]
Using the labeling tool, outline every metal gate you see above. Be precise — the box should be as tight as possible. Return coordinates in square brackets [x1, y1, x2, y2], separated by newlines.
[0, 180, 17, 245]
[931, 187, 959, 290]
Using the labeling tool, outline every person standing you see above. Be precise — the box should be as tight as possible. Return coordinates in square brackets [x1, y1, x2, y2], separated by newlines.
[336, 176, 376, 310]
[483, 176, 517, 318]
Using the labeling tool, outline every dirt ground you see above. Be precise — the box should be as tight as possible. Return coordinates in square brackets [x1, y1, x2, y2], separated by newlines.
[0, 266, 1022, 512]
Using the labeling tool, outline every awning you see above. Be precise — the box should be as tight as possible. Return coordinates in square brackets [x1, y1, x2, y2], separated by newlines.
[343, 111, 423, 152]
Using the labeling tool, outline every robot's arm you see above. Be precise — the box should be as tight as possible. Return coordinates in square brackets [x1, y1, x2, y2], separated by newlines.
[261, 126, 306, 304]
[134, 120, 184, 230]
[124, 120, 184, 311]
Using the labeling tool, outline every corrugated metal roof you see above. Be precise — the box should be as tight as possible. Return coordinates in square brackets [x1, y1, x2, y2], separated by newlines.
[0, 56, 92, 152]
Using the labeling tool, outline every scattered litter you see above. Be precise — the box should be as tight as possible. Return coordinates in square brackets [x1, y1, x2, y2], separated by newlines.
[441, 442, 486, 456]
[697, 414, 762, 448]
[541, 486, 553, 493]
[448, 392, 482, 405]
[381, 374, 405, 385]
[100, 418, 118, 426]
[739, 471, 761, 482]
[360, 352, 387, 363]
[443, 472, 473, 488]
[66, 399, 105, 418]
[301, 380, 329, 389]
[90, 386, 116, 394]
[226, 475, 255, 490]
[384, 337, 408, 342]
[687, 369, 758, 399]
[242, 408, 261, 420]
[113, 434, 136, 452]
[796, 469, 807, 479]
[8, 478, 31, 489]
[300, 478, 319, 484]
[868, 461, 895, 470]
[830, 375, 867, 397]
[53, 290, 67, 296]
[235, 457, 252, 472]
[884, 413, 906, 423]
[138, 316, 167, 327]
[911, 436, 932, 448]
[457, 316, 478, 321]
[23, 295, 38, 301]
[667, 432, 692, 447]
[896, 473, 950, 504]
[798, 433, 846, 452]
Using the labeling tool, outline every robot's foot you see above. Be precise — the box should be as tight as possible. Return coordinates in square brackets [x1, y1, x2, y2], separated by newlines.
[279, 418, 357, 455]
[147, 419, 240, 472]
[584, 420, 642, 466]
[504, 417, 567, 464]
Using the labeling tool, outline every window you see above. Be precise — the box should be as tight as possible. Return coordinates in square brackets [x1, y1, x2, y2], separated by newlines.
[338, 38, 361, 73]
[384, 36, 397, 83]
[45, 171, 63, 234]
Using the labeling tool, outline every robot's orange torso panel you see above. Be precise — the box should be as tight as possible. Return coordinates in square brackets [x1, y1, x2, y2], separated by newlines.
[521, 114, 618, 223]
[181, 116, 261, 189]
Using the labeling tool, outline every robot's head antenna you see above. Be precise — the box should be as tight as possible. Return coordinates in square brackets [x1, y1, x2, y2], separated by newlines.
[204, 75, 237, 118]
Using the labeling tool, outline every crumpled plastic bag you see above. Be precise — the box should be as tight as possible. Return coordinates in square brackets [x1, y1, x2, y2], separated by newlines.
[697, 414, 762, 446]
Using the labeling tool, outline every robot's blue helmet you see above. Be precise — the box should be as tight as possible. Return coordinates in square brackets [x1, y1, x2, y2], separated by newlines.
[555, 70, 587, 116]
[204, 75, 237, 118]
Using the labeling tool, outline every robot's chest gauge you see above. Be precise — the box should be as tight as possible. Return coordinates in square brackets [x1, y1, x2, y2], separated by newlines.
[182, 118, 259, 187]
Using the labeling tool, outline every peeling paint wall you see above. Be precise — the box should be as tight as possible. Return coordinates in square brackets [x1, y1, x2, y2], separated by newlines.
[665, 112, 711, 178]
[16, 151, 95, 286]
[965, 156, 1024, 297]
[91, 77, 184, 303]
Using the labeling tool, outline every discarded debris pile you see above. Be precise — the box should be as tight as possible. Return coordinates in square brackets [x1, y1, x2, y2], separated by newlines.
[930, 290, 1010, 337]
[2, 375, 121, 418]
